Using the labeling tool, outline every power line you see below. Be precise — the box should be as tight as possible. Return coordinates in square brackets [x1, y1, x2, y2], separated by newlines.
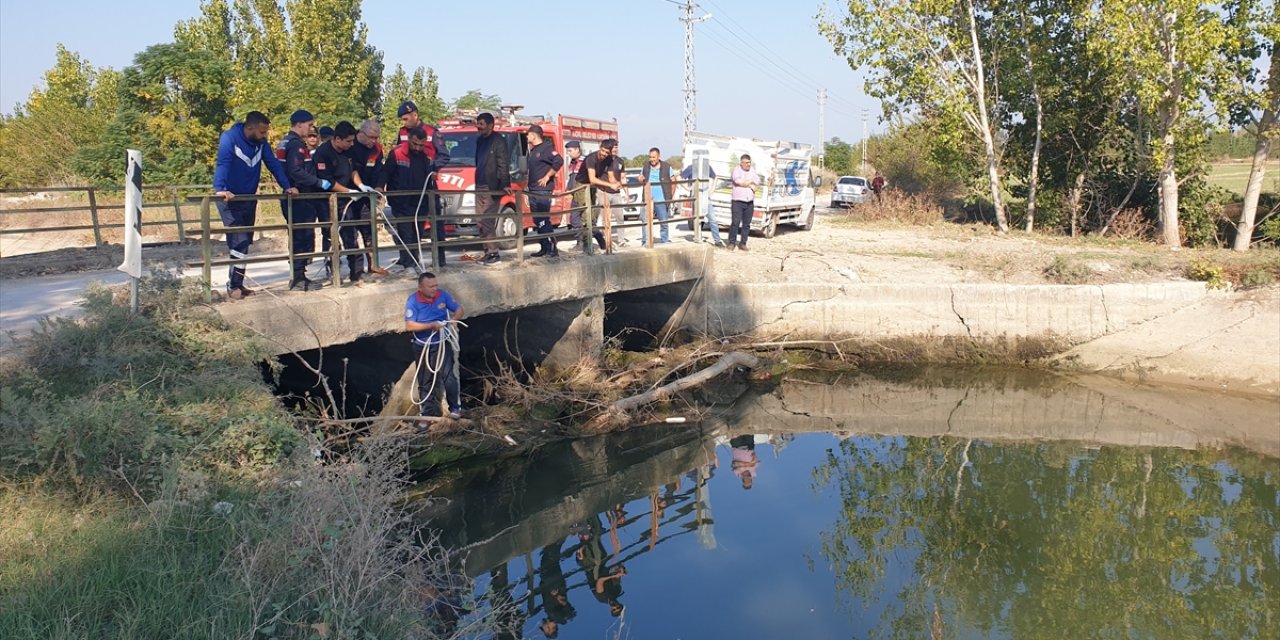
[697, 27, 861, 122]
[701, 0, 864, 112]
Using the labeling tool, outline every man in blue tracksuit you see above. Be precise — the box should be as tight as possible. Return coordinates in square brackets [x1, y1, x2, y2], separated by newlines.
[213, 111, 297, 299]
[276, 109, 332, 291]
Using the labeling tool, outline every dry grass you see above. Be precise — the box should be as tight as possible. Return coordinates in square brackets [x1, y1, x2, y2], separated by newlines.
[828, 190, 947, 227]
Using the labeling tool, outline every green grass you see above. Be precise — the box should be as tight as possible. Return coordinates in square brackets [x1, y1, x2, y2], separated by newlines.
[0, 490, 249, 640]
[1207, 160, 1280, 196]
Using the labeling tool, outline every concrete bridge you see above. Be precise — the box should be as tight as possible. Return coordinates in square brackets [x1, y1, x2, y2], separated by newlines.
[218, 246, 711, 368]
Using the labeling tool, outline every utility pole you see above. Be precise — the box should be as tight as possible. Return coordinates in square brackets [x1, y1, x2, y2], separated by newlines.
[679, 0, 711, 147]
[861, 109, 868, 176]
[817, 88, 826, 171]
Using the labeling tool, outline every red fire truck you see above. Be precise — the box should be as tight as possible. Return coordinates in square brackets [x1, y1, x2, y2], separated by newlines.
[434, 109, 619, 244]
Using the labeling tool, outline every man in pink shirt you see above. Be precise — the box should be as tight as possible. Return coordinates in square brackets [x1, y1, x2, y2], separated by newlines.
[728, 154, 759, 251]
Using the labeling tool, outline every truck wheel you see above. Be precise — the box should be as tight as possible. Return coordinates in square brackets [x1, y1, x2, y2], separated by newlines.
[803, 206, 816, 230]
[761, 211, 779, 239]
[497, 206, 519, 250]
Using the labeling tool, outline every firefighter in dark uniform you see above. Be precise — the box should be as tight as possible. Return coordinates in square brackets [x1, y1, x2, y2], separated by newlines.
[526, 124, 563, 257]
[276, 109, 331, 291]
[377, 126, 439, 273]
[395, 101, 450, 267]
[396, 101, 450, 163]
[313, 121, 375, 283]
[345, 119, 387, 276]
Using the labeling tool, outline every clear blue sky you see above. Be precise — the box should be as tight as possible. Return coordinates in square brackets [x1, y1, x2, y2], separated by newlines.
[0, 0, 880, 155]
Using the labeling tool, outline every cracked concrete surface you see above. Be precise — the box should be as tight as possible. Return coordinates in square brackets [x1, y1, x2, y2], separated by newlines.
[1057, 287, 1280, 395]
[950, 287, 974, 338]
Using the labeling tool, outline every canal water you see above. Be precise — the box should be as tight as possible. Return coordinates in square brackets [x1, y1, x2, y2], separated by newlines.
[414, 371, 1280, 639]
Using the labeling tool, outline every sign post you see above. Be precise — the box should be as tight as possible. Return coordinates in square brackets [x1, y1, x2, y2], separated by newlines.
[119, 150, 143, 314]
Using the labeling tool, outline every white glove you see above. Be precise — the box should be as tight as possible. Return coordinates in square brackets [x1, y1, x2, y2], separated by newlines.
[359, 184, 374, 193]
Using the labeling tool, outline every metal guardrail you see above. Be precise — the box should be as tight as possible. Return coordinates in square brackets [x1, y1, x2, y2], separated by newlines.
[186, 179, 707, 302]
[0, 184, 215, 246]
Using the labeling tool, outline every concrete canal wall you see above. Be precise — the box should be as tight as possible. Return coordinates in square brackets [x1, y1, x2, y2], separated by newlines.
[692, 280, 1280, 396]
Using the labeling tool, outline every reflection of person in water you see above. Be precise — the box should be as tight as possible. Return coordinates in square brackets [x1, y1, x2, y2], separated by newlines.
[730, 434, 760, 490]
[575, 514, 627, 617]
[537, 540, 576, 638]
[488, 562, 526, 640]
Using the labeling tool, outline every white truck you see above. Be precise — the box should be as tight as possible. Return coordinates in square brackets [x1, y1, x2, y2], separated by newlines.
[682, 131, 819, 238]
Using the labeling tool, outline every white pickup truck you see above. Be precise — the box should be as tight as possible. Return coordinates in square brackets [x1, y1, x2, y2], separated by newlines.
[682, 131, 819, 238]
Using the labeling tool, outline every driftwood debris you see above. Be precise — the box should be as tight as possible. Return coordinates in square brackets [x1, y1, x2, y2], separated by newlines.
[585, 351, 760, 429]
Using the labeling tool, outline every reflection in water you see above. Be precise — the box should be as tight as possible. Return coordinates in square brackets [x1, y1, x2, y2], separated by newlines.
[815, 439, 1279, 639]
[417, 374, 1279, 639]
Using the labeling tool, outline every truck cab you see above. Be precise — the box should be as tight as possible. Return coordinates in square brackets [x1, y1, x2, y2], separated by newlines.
[434, 113, 618, 242]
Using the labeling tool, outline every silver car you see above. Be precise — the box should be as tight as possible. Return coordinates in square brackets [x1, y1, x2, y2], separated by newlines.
[831, 175, 869, 206]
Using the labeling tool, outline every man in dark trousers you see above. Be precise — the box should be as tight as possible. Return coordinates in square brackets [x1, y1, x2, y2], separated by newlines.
[404, 271, 465, 421]
[564, 140, 586, 249]
[345, 119, 387, 275]
[213, 111, 298, 299]
[640, 147, 675, 245]
[314, 121, 377, 283]
[396, 100, 449, 163]
[583, 138, 622, 252]
[379, 126, 438, 273]
[526, 124, 563, 258]
[473, 112, 510, 265]
[276, 109, 332, 291]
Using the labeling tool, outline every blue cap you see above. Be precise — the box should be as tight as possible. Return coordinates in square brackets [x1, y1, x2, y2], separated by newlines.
[290, 109, 315, 125]
[397, 101, 418, 117]
[565, 140, 580, 148]
[318, 126, 334, 137]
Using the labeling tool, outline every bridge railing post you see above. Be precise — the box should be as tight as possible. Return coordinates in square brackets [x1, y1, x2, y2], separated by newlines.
[428, 189, 441, 271]
[602, 192, 613, 255]
[584, 190, 595, 256]
[329, 192, 341, 289]
[200, 196, 212, 303]
[285, 195, 296, 277]
[693, 180, 703, 244]
[644, 181, 654, 249]
[515, 191, 526, 264]
[368, 193, 381, 272]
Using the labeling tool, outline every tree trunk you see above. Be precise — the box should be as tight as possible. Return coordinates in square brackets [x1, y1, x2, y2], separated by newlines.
[1026, 90, 1043, 233]
[1235, 49, 1278, 250]
[1157, 124, 1181, 247]
[966, 0, 1008, 233]
[1156, 14, 1182, 248]
[1068, 170, 1086, 238]
[1234, 130, 1272, 250]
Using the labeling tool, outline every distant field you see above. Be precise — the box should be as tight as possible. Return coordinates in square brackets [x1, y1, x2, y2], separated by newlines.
[1208, 160, 1280, 196]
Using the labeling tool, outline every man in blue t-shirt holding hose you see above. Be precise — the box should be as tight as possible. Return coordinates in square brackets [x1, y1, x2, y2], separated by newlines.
[404, 272, 466, 420]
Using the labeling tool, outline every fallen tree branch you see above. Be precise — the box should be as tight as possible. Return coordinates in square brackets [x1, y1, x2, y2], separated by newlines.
[610, 351, 760, 413]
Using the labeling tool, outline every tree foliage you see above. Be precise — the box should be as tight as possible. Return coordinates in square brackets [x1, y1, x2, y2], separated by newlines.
[379, 64, 446, 144]
[450, 89, 504, 114]
[0, 1, 464, 188]
[0, 45, 117, 187]
[823, 137, 856, 176]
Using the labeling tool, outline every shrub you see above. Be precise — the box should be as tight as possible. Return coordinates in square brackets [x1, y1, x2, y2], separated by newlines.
[0, 272, 293, 497]
[856, 189, 945, 225]
[1239, 268, 1276, 289]
[1185, 259, 1227, 289]
[1044, 255, 1096, 284]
